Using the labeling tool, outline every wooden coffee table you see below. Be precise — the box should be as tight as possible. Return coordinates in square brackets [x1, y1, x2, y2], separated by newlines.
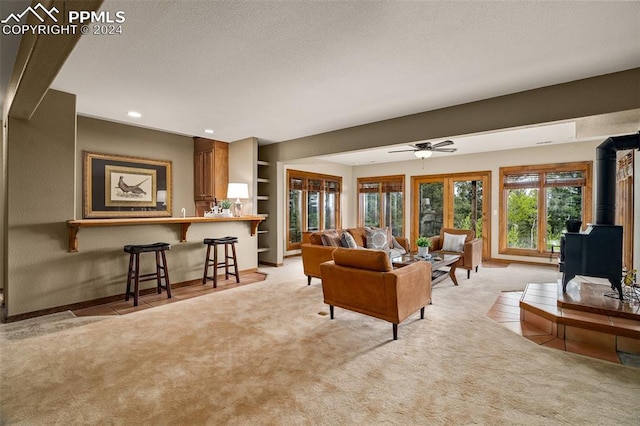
[391, 253, 461, 286]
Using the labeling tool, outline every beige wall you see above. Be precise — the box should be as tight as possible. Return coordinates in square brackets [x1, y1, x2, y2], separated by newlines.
[7, 90, 77, 316]
[229, 137, 257, 215]
[77, 116, 195, 217]
[4, 101, 260, 318]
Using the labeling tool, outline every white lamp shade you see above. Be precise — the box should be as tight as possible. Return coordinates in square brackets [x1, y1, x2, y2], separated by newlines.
[414, 150, 432, 159]
[227, 183, 249, 199]
[156, 190, 167, 203]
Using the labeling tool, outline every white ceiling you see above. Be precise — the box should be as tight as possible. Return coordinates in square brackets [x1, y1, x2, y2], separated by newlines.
[316, 121, 579, 165]
[49, 1, 640, 149]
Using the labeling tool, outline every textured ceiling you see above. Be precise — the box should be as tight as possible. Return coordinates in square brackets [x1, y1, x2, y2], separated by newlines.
[50, 1, 640, 145]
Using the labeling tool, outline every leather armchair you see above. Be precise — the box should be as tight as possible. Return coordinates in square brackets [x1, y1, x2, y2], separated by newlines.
[320, 248, 432, 340]
[429, 228, 482, 279]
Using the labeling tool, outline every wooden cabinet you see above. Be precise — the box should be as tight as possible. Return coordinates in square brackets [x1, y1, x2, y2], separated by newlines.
[194, 137, 229, 211]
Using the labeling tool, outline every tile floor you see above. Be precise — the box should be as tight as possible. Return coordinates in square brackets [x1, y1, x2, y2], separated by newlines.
[486, 290, 640, 367]
[72, 272, 266, 317]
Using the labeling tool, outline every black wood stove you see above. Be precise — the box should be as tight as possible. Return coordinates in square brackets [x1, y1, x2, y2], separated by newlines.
[559, 132, 640, 300]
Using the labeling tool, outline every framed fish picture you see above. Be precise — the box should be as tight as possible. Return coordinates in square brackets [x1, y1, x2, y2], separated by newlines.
[83, 151, 172, 218]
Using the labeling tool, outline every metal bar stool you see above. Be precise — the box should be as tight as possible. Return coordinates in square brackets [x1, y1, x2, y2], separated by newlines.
[124, 242, 172, 306]
[202, 236, 239, 288]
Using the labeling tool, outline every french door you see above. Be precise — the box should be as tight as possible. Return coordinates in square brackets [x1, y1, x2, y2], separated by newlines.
[411, 171, 491, 259]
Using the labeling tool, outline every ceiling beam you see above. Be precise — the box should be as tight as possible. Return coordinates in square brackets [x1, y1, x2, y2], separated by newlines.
[5, 0, 103, 120]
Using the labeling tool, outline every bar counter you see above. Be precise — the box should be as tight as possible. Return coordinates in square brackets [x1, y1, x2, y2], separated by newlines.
[66, 215, 265, 252]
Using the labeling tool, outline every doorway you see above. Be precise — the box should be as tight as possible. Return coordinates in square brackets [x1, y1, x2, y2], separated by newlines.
[411, 171, 491, 259]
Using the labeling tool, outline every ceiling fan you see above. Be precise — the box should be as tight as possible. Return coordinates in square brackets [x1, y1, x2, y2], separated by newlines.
[389, 140, 457, 158]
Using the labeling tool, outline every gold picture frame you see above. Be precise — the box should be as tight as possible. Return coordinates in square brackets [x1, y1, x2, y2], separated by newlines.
[83, 151, 172, 218]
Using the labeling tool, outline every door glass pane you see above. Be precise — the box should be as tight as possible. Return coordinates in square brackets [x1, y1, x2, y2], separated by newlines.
[546, 186, 582, 250]
[361, 191, 381, 228]
[288, 188, 302, 244]
[324, 192, 336, 230]
[453, 180, 483, 237]
[506, 188, 538, 249]
[384, 190, 403, 236]
[418, 182, 443, 237]
[307, 190, 320, 232]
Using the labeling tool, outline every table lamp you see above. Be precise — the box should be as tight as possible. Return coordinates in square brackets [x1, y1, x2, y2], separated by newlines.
[227, 183, 249, 217]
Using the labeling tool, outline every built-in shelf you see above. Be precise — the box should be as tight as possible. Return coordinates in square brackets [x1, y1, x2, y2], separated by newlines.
[257, 157, 270, 258]
[65, 216, 265, 253]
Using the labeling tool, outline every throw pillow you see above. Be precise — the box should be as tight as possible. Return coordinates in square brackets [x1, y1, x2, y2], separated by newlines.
[321, 230, 342, 247]
[341, 231, 358, 248]
[442, 232, 466, 253]
[365, 227, 390, 251]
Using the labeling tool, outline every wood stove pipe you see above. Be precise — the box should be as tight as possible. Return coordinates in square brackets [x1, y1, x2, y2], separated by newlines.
[595, 132, 640, 225]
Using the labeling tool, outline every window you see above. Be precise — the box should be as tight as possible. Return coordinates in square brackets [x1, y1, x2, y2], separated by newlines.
[499, 162, 592, 256]
[357, 175, 404, 237]
[287, 170, 342, 250]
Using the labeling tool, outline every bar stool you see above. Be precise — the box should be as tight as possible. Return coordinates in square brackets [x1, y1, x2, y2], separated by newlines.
[124, 242, 172, 306]
[202, 236, 239, 288]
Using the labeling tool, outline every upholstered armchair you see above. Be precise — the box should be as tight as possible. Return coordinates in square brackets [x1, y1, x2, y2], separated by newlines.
[429, 228, 482, 279]
[320, 248, 432, 340]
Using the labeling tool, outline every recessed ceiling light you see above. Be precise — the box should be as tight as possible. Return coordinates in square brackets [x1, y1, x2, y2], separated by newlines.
[204, 129, 214, 134]
[127, 111, 142, 118]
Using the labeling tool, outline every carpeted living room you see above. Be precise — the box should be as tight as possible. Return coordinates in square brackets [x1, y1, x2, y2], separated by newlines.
[2, 1, 640, 424]
[1, 257, 639, 424]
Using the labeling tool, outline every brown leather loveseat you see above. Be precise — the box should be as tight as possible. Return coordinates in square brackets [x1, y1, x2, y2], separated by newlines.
[301, 228, 409, 285]
[320, 248, 432, 340]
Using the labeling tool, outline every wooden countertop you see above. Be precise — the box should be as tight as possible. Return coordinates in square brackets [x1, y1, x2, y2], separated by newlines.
[66, 216, 265, 252]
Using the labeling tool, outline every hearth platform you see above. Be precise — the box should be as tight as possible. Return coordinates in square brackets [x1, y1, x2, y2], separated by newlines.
[519, 280, 640, 357]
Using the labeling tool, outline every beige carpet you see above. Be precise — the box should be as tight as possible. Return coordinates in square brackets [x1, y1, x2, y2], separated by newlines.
[1, 258, 639, 425]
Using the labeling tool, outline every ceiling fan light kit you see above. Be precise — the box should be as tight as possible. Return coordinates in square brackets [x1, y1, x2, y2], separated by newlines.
[389, 140, 458, 159]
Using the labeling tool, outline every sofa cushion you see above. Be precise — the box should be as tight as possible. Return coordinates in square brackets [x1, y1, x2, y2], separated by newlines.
[442, 232, 466, 252]
[347, 228, 367, 247]
[365, 227, 390, 251]
[309, 232, 325, 245]
[341, 231, 358, 248]
[332, 247, 392, 272]
[321, 230, 342, 247]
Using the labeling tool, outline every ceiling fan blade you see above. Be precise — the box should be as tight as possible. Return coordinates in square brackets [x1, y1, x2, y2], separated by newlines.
[433, 148, 457, 152]
[388, 149, 417, 153]
[432, 140, 454, 148]
[413, 142, 431, 150]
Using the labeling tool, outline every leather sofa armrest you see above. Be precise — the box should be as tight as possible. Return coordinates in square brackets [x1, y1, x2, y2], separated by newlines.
[463, 238, 483, 268]
[429, 236, 443, 251]
[395, 236, 410, 252]
[385, 261, 432, 323]
[301, 243, 338, 278]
